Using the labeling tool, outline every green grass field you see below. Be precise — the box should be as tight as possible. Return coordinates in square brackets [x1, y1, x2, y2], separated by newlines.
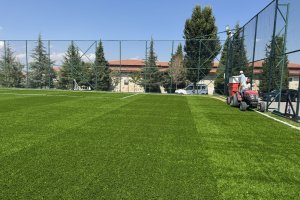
[0, 89, 299, 199]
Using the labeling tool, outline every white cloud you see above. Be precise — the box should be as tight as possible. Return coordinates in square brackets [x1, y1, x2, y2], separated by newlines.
[256, 38, 261, 42]
[79, 51, 95, 62]
[50, 52, 65, 64]
[14, 53, 34, 63]
[15, 53, 26, 59]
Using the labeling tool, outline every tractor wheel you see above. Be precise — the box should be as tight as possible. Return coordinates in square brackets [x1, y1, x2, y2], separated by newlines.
[239, 101, 248, 111]
[231, 94, 239, 107]
[226, 97, 231, 105]
[258, 102, 266, 112]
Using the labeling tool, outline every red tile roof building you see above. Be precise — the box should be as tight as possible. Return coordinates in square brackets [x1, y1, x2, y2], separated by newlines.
[107, 60, 300, 76]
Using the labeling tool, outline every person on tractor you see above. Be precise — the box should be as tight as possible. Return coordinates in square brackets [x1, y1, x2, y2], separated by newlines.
[245, 78, 251, 90]
[238, 70, 247, 96]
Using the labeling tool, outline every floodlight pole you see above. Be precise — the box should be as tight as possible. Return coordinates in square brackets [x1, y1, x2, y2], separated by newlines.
[225, 31, 234, 96]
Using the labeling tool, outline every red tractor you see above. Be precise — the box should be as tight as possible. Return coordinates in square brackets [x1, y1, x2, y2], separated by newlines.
[226, 76, 266, 112]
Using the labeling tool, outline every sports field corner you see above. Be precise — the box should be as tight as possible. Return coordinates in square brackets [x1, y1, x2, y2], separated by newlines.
[0, 89, 300, 199]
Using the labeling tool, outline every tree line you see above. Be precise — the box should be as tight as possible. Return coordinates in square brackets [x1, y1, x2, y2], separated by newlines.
[0, 5, 288, 93]
[0, 35, 111, 90]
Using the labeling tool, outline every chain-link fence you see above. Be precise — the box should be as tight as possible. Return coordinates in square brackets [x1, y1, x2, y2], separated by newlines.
[0, 39, 227, 96]
[226, 0, 300, 120]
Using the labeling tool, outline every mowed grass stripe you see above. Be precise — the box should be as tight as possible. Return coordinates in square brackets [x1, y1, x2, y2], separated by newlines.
[0, 94, 142, 199]
[75, 95, 219, 199]
[187, 96, 300, 199]
[0, 92, 139, 159]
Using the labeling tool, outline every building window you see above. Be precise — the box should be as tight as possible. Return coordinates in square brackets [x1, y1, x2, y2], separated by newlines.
[289, 77, 293, 82]
[124, 79, 129, 85]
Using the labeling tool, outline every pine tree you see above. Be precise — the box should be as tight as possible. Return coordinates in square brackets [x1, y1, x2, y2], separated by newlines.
[0, 44, 24, 87]
[59, 41, 83, 89]
[259, 36, 289, 93]
[214, 24, 248, 94]
[230, 24, 248, 76]
[184, 5, 220, 88]
[94, 40, 110, 90]
[30, 34, 55, 88]
[214, 38, 229, 94]
[81, 62, 93, 87]
[141, 39, 161, 93]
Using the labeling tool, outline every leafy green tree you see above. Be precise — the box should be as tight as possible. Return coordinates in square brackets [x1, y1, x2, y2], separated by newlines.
[0, 44, 24, 87]
[162, 44, 186, 93]
[214, 38, 229, 94]
[94, 40, 110, 90]
[59, 41, 83, 89]
[129, 71, 142, 92]
[141, 39, 161, 93]
[110, 70, 121, 91]
[170, 44, 186, 89]
[259, 36, 289, 93]
[30, 34, 55, 88]
[184, 5, 220, 88]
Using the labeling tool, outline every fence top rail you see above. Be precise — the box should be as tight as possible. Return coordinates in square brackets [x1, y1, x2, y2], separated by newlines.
[0, 39, 227, 42]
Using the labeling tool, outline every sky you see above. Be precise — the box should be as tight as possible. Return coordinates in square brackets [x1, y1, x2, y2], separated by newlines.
[2, 0, 299, 64]
[0, 0, 272, 40]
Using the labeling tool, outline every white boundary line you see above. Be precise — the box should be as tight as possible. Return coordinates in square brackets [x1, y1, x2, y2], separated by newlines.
[254, 110, 300, 131]
[120, 93, 139, 99]
[210, 96, 300, 131]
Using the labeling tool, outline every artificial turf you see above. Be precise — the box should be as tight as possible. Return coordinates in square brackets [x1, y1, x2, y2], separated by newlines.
[0, 89, 299, 199]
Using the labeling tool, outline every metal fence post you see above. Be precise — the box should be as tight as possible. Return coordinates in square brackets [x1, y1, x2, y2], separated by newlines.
[48, 40, 51, 89]
[144, 41, 148, 93]
[170, 40, 174, 93]
[119, 40, 122, 92]
[250, 15, 259, 90]
[70, 40, 74, 89]
[26, 40, 29, 88]
[3, 40, 7, 87]
[296, 75, 300, 117]
[278, 3, 289, 112]
[197, 40, 201, 95]
[95, 40, 98, 90]
[267, 0, 279, 111]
